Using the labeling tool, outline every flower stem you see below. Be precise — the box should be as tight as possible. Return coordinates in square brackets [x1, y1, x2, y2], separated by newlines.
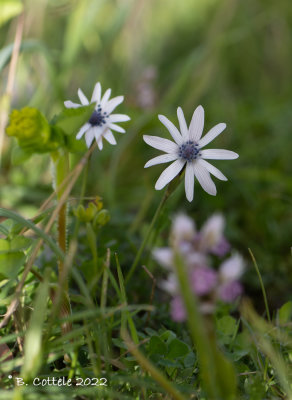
[125, 190, 167, 284]
[248, 248, 271, 323]
[126, 176, 183, 284]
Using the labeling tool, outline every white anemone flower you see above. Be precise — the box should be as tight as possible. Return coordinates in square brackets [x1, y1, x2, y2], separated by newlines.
[64, 82, 130, 149]
[143, 106, 239, 202]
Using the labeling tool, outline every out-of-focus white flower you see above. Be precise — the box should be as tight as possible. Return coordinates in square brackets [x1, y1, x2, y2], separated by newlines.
[160, 273, 178, 294]
[216, 254, 245, 303]
[152, 247, 173, 270]
[143, 105, 238, 202]
[172, 213, 196, 242]
[219, 254, 245, 282]
[64, 82, 130, 149]
[200, 214, 224, 247]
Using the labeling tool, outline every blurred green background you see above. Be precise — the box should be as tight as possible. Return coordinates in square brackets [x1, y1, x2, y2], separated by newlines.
[0, 0, 291, 308]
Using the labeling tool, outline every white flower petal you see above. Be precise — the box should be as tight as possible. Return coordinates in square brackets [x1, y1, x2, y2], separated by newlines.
[199, 123, 226, 148]
[104, 130, 117, 145]
[189, 105, 204, 142]
[201, 149, 239, 160]
[158, 115, 183, 145]
[177, 107, 189, 140]
[193, 161, 217, 195]
[153, 247, 173, 269]
[172, 213, 196, 241]
[85, 129, 95, 148]
[160, 274, 178, 294]
[64, 100, 81, 109]
[185, 162, 194, 202]
[78, 88, 89, 105]
[100, 88, 112, 107]
[220, 254, 245, 282]
[144, 153, 178, 168]
[143, 135, 178, 153]
[93, 126, 103, 143]
[201, 213, 224, 248]
[109, 123, 125, 133]
[91, 82, 101, 103]
[198, 159, 227, 181]
[76, 123, 91, 139]
[110, 114, 130, 123]
[97, 138, 103, 150]
[104, 95, 124, 114]
[155, 159, 185, 190]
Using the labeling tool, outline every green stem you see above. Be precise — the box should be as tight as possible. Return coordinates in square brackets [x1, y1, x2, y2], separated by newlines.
[51, 149, 71, 333]
[72, 157, 89, 239]
[125, 180, 179, 284]
[86, 222, 98, 274]
[52, 150, 70, 279]
[248, 248, 271, 323]
[173, 250, 219, 399]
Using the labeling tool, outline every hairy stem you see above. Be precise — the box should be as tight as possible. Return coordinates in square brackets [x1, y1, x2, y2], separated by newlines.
[51, 149, 71, 332]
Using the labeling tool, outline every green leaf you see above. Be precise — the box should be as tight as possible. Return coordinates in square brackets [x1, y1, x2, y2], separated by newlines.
[11, 146, 32, 165]
[0, 237, 33, 280]
[0, 250, 25, 280]
[216, 316, 238, 344]
[10, 236, 33, 251]
[159, 330, 176, 344]
[183, 351, 196, 368]
[0, 208, 64, 261]
[54, 103, 95, 137]
[278, 301, 292, 324]
[167, 338, 189, 359]
[64, 130, 87, 153]
[149, 336, 167, 356]
[158, 358, 181, 368]
[0, 0, 23, 27]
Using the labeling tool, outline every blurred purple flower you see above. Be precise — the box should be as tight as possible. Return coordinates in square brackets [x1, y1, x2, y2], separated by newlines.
[170, 296, 186, 322]
[211, 237, 230, 257]
[190, 266, 218, 296]
[218, 281, 243, 303]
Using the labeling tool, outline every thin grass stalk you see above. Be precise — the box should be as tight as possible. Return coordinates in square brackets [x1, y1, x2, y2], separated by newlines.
[125, 175, 183, 284]
[248, 248, 271, 322]
[0, 14, 24, 166]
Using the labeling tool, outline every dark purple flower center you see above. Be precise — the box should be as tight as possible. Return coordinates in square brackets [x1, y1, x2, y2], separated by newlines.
[88, 105, 108, 127]
[179, 140, 201, 162]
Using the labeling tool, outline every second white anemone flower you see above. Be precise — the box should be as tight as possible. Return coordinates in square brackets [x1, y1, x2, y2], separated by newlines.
[64, 82, 130, 149]
[143, 106, 238, 202]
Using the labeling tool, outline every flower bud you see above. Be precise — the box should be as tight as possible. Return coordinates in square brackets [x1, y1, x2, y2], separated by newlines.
[93, 209, 110, 228]
[93, 196, 103, 211]
[73, 202, 97, 222]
